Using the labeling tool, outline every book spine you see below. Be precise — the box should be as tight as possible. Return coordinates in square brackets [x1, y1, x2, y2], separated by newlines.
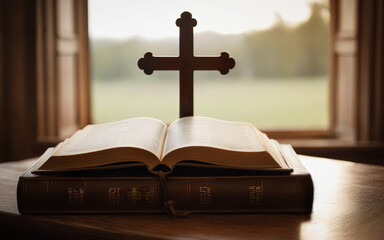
[17, 175, 313, 214]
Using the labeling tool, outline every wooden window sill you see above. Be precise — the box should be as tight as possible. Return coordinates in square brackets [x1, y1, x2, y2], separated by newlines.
[280, 139, 384, 166]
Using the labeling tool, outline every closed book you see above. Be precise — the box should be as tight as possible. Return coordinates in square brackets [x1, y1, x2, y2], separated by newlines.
[17, 144, 313, 214]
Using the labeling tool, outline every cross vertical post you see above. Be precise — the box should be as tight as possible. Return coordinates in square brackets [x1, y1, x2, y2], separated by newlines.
[138, 12, 235, 118]
[177, 12, 196, 117]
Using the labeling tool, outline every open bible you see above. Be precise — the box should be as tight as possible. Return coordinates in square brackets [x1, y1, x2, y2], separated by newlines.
[19, 116, 313, 214]
[35, 116, 292, 173]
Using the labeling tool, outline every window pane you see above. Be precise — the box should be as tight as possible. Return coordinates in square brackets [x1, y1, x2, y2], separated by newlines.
[89, 0, 329, 130]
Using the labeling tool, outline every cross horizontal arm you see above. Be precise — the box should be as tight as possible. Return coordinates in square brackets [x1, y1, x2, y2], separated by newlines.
[138, 52, 181, 75]
[193, 52, 235, 74]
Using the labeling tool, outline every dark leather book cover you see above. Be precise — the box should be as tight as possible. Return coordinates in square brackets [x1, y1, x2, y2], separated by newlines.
[17, 145, 313, 214]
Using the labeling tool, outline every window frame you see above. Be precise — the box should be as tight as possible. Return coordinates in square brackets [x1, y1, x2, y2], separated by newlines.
[76, 0, 353, 141]
[88, 1, 335, 138]
[35, 0, 90, 146]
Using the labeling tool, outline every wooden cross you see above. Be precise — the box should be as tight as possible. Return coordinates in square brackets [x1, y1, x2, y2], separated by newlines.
[138, 11, 235, 118]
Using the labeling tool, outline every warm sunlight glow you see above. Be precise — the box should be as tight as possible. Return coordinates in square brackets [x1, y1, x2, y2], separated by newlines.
[89, 0, 329, 129]
[275, 1, 312, 25]
[89, 0, 323, 40]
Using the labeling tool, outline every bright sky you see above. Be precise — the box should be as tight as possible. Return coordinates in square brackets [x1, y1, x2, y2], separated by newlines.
[88, 0, 325, 41]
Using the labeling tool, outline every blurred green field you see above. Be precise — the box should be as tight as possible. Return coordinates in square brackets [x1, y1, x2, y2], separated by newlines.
[91, 77, 329, 130]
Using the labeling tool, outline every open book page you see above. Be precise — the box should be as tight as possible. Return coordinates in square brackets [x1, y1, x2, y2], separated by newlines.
[252, 128, 290, 169]
[162, 117, 284, 169]
[55, 117, 167, 158]
[164, 117, 265, 155]
[35, 117, 169, 171]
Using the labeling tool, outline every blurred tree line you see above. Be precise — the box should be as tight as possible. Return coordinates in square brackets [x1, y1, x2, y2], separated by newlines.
[91, 3, 329, 81]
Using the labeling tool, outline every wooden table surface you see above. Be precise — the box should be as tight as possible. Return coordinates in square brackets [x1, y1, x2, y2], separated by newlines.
[0, 155, 383, 240]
